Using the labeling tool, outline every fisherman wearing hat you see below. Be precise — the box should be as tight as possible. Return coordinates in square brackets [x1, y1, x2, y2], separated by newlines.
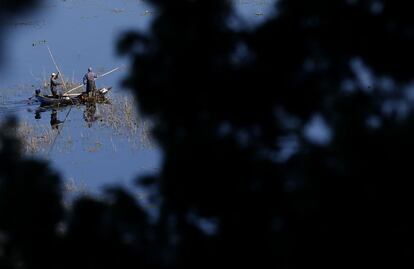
[50, 72, 62, 97]
[83, 67, 98, 97]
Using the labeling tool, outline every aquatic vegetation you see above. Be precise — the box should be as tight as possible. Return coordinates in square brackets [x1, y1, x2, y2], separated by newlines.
[63, 177, 89, 197]
[16, 121, 54, 154]
[15, 93, 153, 155]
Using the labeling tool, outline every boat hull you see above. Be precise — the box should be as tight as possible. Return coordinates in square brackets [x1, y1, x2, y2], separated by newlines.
[35, 87, 111, 107]
[36, 95, 77, 107]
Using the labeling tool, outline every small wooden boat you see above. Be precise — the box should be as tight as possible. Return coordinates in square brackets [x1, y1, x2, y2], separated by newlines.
[36, 94, 76, 107]
[35, 87, 111, 107]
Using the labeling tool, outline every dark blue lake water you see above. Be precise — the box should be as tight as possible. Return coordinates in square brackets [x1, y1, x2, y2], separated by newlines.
[0, 0, 159, 199]
[0, 0, 276, 201]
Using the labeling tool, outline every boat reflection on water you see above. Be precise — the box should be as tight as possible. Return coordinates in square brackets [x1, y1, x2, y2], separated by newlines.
[33, 96, 108, 129]
[34, 108, 63, 130]
[83, 101, 100, 128]
[34, 109, 41, 120]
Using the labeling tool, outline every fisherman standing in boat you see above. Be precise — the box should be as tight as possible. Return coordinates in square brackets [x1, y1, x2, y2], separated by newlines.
[50, 72, 62, 98]
[83, 67, 98, 97]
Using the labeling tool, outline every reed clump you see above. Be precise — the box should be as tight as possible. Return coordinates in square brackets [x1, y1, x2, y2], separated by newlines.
[16, 122, 55, 154]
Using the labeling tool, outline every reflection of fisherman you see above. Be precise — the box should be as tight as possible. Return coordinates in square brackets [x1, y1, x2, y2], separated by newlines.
[50, 109, 62, 130]
[35, 110, 41, 119]
[83, 67, 98, 97]
[34, 106, 45, 119]
[50, 72, 62, 97]
[83, 101, 97, 128]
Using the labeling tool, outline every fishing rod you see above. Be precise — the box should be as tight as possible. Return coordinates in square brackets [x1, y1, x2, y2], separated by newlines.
[64, 66, 121, 95]
[45, 44, 78, 154]
[28, 43, 67, 102]
[46, 44, 68, 90]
